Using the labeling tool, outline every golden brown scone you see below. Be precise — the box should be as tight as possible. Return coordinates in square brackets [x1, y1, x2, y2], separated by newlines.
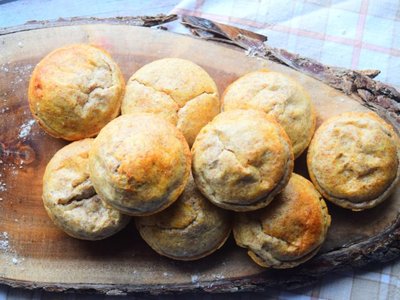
[42, 139, 130, 240]
[222, 70, 316, 158]
[192, 109, 294, 212]
[135, 175, 231, 260]
[121, 58, 220, 146]
[89, 114, 191, 216]
[233, 173, 331, 269]
[28, 44, 125, 141]
[307, 112, 400, 211]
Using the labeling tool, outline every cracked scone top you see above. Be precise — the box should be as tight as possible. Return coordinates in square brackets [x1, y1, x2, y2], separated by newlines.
[136, 175, 231, 260]
[233, 173, 331, 269]
[121, 58, 220, 146]
[28, 44, 125, 141]
[222, 70, 316, 158]
[192, 109, 294, 211]
[307, 112, 400, 211]
[42, 139, 130, 240]
[89, 114, 191, 216]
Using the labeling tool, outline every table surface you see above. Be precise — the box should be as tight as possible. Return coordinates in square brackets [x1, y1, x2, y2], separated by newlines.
[0, 1, 400, 299]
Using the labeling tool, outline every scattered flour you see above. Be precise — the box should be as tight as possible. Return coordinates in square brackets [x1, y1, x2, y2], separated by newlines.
[244, 45, 265, 57]
[18, 119, 35, 139]
[0, 62, 33, 268]
[11, 256, 24, 265]
[0, 181, 6, 192]
[0, 107, 10, 113]
[0, 231, 24, 266]
[191, 274, 199, 283]
[1, 63, 33, 97]
[213, 273, 225, 280]
[0, 232, 9, 251]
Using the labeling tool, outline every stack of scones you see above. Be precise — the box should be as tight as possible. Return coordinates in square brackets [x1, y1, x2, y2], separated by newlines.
[29, 45, 400, 268]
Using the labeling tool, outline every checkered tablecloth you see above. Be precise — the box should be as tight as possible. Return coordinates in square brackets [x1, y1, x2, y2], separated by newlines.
[170, 0, 400, 89]
[0, 1, 400, 299]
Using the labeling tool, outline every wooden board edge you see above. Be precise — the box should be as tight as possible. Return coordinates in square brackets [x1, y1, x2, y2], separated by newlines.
[1, 214, 399, 295]
[0, 15, 177, 36]
[0, 15, 399, 294]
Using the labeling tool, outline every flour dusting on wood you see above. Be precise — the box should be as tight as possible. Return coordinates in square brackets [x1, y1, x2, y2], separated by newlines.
[0, 232, 9, 251]
[18, 119, 35, 139]
[0, 231, 23, 265]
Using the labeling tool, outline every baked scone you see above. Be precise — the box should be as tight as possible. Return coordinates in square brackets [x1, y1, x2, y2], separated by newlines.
[42, 139, 130, 240]
[307, 112, 400, 211]
[222, 70, 315, 158]
[89, 114, 191, 216]
[28, 44, 125, 141]
[192, 109, 294, 212]
[136, 175, 231, 260]
[121, 58, 220, 146]
[233, 173, 331, 269]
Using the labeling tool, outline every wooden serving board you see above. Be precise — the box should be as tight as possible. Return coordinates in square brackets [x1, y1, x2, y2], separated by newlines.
[0, 21, 399, 294]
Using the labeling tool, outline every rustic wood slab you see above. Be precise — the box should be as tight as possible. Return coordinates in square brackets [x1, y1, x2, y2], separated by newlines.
[0, 21, 399, 295]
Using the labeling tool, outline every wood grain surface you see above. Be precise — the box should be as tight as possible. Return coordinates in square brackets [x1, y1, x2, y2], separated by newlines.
[0, 22, 399, 294]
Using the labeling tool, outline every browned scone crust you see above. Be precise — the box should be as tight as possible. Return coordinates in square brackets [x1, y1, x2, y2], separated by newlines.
[135, 175, 231, 260]
[222, 70, 316, 158]
[192, 109, 294, 212]
[307, 112, 400, 211]
[89, 114, 191, 216]
[121, 58, 220, 146]
[28, 44, 125, 141]
[233, 173, 331, 269]
[42, 139, 130, 240]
